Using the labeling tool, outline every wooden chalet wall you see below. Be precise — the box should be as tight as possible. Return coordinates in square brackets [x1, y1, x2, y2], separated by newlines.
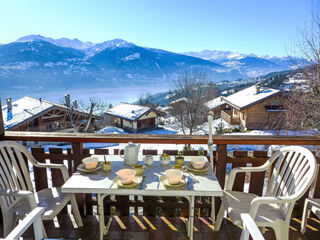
[224, 94, 284, 130]
[211, 104, 227, 119]
[244, 95, 284, 130]
[13, 108, 69, 132]
[8, 107, 98, 132]
[115, 110, 158, 131]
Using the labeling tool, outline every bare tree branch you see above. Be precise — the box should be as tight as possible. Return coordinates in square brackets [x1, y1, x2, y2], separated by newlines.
[168, 71, 217, 135]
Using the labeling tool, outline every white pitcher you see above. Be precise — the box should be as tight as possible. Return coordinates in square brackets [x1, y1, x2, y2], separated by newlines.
[120, 142, 141, 165]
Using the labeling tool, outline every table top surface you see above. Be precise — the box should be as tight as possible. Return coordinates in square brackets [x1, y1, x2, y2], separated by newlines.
[61, 155, 223, 197]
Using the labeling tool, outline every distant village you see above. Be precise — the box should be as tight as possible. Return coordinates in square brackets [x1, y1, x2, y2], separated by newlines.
[1, 79, 293, 139]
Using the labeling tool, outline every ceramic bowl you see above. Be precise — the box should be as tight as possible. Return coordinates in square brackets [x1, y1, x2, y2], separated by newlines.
[133, 164, 144, 175]
[164, 169, 183, 185]
[117, 169, 136, 184]
[82, 157, 99, 170]
[160, 154, 171, 165]
[191, 156, 206, 169]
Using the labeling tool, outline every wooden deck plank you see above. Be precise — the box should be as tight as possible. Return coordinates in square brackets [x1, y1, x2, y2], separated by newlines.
[1, 215, 317, 239]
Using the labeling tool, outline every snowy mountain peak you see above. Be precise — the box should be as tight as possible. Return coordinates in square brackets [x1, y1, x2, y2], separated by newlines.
[16, 35, 133, 54]
[226, 52, 246, 60]
[17, 34, 52, 43]
[182, 49, 248, 61]
[54, 37, 94, 50]
[84, 39, 135, 57]
[16, 35, 94, 50]
[98, 39, 134, 49]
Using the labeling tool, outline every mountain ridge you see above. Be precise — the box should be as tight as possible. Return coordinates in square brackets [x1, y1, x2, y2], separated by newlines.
[0, 34, 309, 98]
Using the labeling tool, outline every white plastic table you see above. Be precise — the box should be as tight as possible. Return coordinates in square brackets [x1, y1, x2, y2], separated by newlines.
[61, 155, 223, 240]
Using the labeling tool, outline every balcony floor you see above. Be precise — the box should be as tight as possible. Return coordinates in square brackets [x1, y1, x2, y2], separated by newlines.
[6, 214, 320, 239]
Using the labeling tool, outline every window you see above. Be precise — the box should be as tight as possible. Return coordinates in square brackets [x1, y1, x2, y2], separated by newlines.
[265, 105, 284, 110]
[46, 122, 52, 129]
[54, 121, 60, 129]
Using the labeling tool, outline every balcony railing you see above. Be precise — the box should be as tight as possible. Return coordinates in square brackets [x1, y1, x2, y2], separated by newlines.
[221, 110, 239, 125]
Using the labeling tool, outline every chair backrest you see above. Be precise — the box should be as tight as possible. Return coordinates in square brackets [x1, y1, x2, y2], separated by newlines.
[0, 141, 34, 210]
[265, 146, 317, 216]
[308, 164, 319, 199]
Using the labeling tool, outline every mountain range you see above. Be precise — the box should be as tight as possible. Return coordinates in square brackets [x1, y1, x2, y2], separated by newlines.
[0, 35, 309, 97]
[182, 50, 308, 78]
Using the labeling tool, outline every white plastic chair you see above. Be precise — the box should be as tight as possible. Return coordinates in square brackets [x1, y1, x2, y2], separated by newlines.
[300, 164, 320, 234]
[240, 213, 265, 240]
[0, 207, 44, 240]
[214, 146, 317, 240]
[0, 141, 83, 237]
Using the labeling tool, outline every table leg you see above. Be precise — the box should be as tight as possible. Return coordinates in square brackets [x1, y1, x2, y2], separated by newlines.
[185, 218, 189, 236]
[98, 193, 105, 240]
[189, 196, 195, 240]
[211, 196, 216, 223]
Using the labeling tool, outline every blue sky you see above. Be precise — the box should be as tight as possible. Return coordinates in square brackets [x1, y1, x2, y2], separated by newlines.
[0, 0, 316, 56]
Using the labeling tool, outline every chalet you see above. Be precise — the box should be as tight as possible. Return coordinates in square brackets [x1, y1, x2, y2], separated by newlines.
[105, 103, 164, 132]
[2, 96, 102, 132]
[221, 84, 284, 130]
[205, 96, 228, 119]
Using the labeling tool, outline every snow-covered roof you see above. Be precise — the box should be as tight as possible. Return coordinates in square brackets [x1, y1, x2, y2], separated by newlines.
[224, 85, 280, 110]
[2, 96, 100, 130]
[105, 103, 152, 121]
[161, 106, 173, 112]
[2, 96, 54, 130]
[169, 97, 188, 105]
[205, 96, 225, 109]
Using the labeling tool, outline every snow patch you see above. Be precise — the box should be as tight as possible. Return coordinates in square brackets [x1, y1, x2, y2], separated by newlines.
[122, 53, 140, 61]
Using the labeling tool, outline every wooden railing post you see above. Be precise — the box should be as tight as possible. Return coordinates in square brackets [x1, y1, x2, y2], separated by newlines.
[0, 98, 4, 136]
[214, 144, 227, 217]
[215, 144, 227, 189]
[72, 142, 86, 216]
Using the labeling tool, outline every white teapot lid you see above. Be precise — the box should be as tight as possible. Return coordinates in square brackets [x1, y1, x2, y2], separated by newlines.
[127, 141, 137, 148]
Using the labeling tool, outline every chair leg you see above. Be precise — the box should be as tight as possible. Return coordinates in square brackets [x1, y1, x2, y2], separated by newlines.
[3, 212, 17, 237]
[70, 196, 84, 227]
[42, 223, 48, 239]
[37, 220, 48, 239]
[214, 203, 225, 231]
[273, 222, 289, 240]
[300, 199, 309, 235]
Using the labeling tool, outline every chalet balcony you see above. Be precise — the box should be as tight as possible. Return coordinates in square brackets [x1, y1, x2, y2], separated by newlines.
[221, 110, 239, 125]
[0, 130, 320, 239]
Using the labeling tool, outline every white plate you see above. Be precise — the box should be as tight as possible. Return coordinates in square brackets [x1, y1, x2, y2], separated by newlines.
[77, 162, 102, 173]
[186, 162, 209, 173]
[114, 175, 143, 188]
[160, 175, 187, 188]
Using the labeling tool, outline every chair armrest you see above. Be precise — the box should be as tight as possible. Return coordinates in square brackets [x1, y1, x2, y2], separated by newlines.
[249, 196, 294, 219]
[5, 207, 44, 240]
[0, 189, 37, 209]
[240, 213, 265, 240]
[226, 164, 270, 190]
[35, 162, 70, 182]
